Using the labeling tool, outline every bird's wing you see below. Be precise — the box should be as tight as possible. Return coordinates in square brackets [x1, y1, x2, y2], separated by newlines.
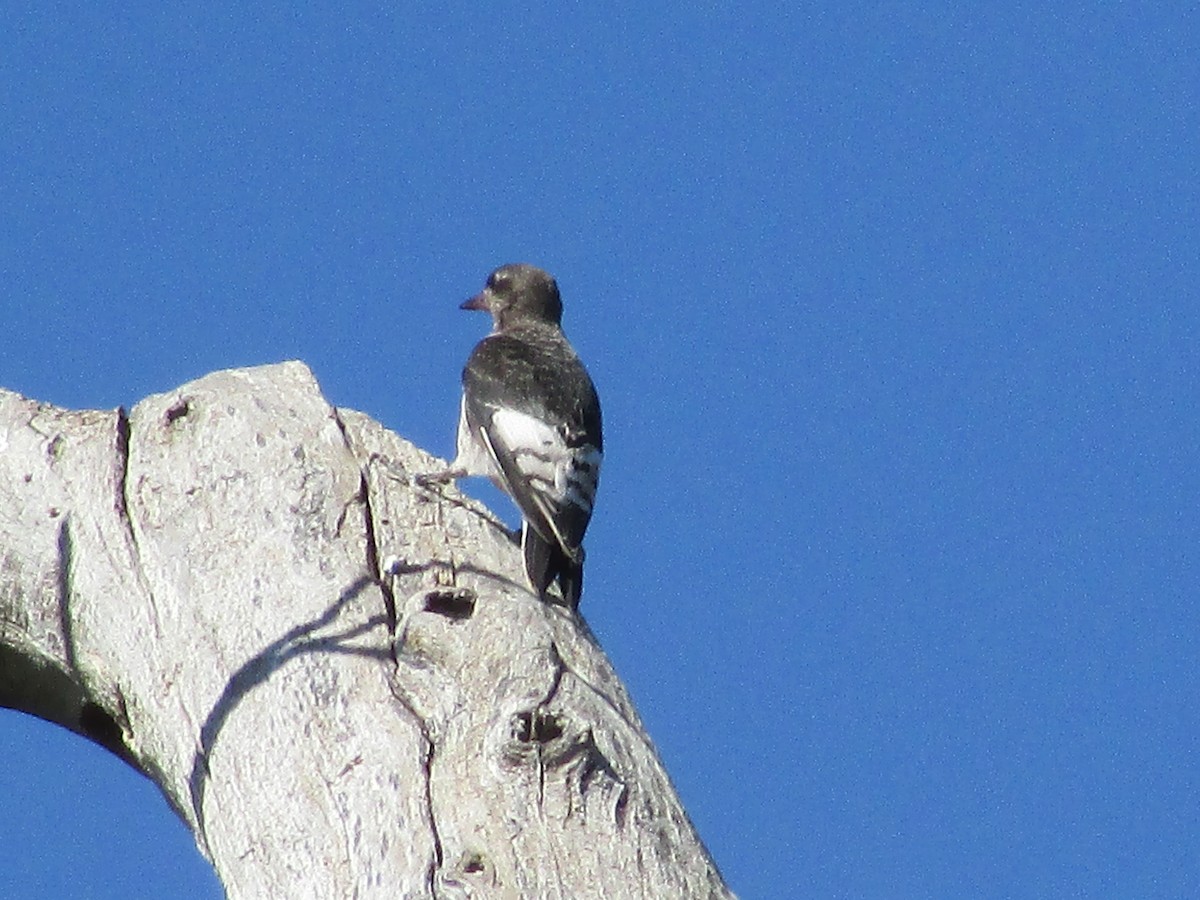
[476, 406, 600, 557]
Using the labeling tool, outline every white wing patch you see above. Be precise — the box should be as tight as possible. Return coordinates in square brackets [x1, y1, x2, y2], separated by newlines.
[490, 407, 602, 521]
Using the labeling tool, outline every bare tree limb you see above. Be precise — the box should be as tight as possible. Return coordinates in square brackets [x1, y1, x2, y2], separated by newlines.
[0, 362, 732, 899]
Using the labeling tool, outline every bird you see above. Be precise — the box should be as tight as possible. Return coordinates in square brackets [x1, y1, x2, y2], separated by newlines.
[418, 264, 603, 609]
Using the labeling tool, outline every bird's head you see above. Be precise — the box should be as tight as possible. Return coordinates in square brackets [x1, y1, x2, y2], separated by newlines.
[462, 264, 563, 330]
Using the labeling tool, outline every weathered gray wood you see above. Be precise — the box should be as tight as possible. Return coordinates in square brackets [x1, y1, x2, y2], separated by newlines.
[0, 362, 732, 899]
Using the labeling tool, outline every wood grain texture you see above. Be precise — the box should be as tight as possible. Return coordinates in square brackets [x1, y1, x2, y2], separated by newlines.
[0, 362, 732, 900]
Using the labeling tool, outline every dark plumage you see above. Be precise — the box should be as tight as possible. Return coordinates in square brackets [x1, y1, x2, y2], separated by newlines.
[423, 264, 603, 609]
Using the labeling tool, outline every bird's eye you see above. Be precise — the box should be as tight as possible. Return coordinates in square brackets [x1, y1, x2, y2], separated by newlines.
[490, 272, 510, 291]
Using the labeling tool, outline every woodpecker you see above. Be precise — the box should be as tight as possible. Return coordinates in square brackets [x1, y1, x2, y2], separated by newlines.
[420, 264, 602, 609]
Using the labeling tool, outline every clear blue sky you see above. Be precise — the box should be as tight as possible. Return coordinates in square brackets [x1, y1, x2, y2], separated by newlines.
[2, 4, 1197, 898]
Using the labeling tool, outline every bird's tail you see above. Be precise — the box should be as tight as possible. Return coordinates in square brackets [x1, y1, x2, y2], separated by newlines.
[521, 523, 583, 610]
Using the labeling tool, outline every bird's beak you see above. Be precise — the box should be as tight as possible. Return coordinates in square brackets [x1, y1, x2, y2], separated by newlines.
[460, 290, 490, 312]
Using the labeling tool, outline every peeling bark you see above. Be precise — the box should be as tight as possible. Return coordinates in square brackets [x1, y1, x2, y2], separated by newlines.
[0, 362, 732, 899]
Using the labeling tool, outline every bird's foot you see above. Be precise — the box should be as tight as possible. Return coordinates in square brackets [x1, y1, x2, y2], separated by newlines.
[410, 467, 464, 491]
